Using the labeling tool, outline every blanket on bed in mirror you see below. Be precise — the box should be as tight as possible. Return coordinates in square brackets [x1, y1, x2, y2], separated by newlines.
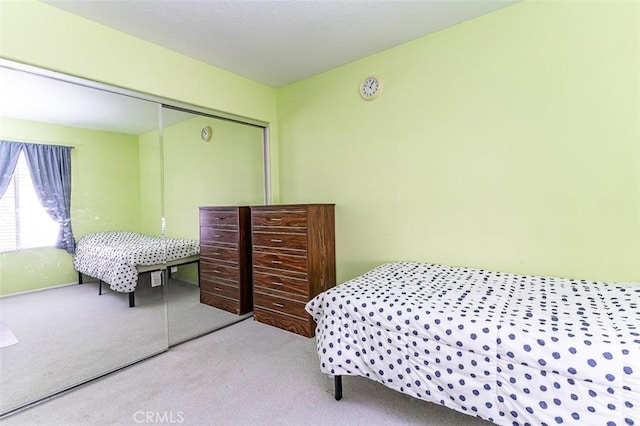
[74, 231, 199, 293]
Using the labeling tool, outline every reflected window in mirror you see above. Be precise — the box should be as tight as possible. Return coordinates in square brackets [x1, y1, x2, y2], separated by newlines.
[0, 141, 72, 253]
[0, 152, 58, 251]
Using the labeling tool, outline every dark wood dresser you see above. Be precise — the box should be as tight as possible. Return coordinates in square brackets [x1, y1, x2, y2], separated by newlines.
[199, 206, 252, 315]
[251, 204, 335, 337]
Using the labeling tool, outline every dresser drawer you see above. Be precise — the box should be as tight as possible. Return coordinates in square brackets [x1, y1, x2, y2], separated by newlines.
[253, 290, 309, 319]
[200, 260, 239, 282]
[252, 251, 307, 275]
[252, 232, 307, 252]
[200, 292, 240, 314]
[200, 209, 238, 228]
[253, 270, 308, 296]
[253, 307, 312, 337]
[200, 279, 238, 300]
[200, 244, 238, 263]
[252, 210, 307, 229]
[200, 227, 238, 245]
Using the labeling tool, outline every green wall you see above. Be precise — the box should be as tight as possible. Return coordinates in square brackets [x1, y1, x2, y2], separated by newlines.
[138, 129, 163, 236]
[276, 0, 640, 283]
[1, 0, 638, 294]
[161, 115, 264, 240]
[140, 113, 265, 283]
[0, 117, 142, 294]
[138, 114, 265, 239]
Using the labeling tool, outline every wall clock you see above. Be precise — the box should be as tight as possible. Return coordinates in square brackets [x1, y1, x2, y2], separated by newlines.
[360, 75, 383, 101]
[201, 125, 213, 142]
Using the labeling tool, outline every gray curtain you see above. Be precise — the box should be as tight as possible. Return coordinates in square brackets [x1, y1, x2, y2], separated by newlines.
[22, 143, 75, 253]
[0, 141, 24, 198]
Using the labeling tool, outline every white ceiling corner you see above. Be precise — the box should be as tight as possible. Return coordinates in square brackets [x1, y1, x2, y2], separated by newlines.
[41, 0, 520, 88]
[2, 1, 520, 135]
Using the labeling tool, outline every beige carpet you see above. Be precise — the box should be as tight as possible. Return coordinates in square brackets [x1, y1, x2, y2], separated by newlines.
[0, 277, 246, 415]
[2, 318, 491, 426]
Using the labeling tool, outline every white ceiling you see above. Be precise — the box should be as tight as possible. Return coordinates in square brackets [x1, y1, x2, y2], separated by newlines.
[2, 1, 519, 134]
[0, 66, 191, 135]
[43, 0, 519, 88]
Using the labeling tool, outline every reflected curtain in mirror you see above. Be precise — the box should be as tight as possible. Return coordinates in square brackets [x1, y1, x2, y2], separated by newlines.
[0, 140, 22, 197]
[0, 141, 75, 253]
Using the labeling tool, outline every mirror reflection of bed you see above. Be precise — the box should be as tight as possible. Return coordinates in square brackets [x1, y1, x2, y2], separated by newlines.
[0, 63, 266, 415]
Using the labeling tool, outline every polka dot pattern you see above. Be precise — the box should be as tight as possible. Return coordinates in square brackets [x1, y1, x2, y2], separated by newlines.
[305, 262, 640, 425]
[74, 231, 200, 293]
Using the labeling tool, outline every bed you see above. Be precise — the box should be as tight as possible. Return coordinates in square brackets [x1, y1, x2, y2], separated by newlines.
[74, 231, 200, 307]
[305, 262, 640, 425]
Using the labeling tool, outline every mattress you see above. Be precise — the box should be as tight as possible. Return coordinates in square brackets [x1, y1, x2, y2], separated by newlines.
[74, 231, 200, 293]
[305, 262, 640, 425]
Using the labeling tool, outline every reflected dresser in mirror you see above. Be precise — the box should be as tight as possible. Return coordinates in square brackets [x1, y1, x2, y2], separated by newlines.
[198, 206, 253, 314]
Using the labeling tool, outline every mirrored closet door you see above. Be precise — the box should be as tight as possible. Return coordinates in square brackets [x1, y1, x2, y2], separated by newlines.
[0, 61, 271, 416]
[161, 107, 266, 345]
[0, 64, 168, 415]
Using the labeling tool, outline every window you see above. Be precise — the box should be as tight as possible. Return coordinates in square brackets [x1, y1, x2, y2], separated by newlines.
[0, 152, 59, 252]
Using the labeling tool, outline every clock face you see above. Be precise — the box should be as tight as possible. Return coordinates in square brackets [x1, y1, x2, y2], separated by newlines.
[201, 125, 212, 142]
[360, 76, 382, 100]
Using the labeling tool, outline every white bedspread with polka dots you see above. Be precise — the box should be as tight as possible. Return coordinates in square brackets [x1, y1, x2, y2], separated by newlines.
[305, 262, 640, 426]
[74, 231, 200, 293]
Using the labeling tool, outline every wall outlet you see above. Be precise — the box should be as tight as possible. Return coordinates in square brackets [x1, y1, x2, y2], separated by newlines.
[151, 271, 162, 287]
[170, 266, 178, 273]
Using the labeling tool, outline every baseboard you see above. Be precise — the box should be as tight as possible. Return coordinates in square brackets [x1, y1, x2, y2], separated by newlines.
[168, 277, 198, 286]
[0, 280, 95, 299]
[1, 276, 196, 299]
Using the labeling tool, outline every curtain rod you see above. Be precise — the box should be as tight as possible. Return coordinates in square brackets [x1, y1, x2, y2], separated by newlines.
[2, 140, 75, 149]
[23, 141, 75, 149]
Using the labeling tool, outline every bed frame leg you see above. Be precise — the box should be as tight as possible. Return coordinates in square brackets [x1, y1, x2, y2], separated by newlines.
[78, 272, 83, 284]
[129, 291, 135, 308]
[99, 280, 102, 295]
[334, 375, 343, 401]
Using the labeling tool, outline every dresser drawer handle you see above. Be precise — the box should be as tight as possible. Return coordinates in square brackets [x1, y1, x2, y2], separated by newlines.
[214, 287, 222, 291]
[271, 260, 282, 264]
[217, 217, 226, 221]
[270, 239, 282, 243]
[271, 281, 283, 286]
[272, 302, 285, 308]
[269, 218, 281, 222]
[213, 252, 221, 256]
[213, 269, 222, 273]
